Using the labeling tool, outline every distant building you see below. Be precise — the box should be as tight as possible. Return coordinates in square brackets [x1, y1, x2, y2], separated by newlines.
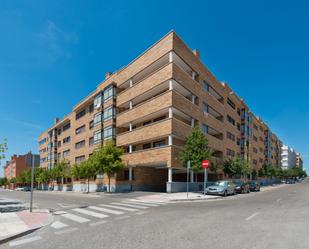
[281, 145, 297, 170]
[3, 152, 40, 180]
[296, 153, 303, 169]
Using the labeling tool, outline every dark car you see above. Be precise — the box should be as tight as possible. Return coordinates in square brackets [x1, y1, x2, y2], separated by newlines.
[286, 178, 296, 184]
[234, 180, 250, 194]
[249, 181, 261, 192]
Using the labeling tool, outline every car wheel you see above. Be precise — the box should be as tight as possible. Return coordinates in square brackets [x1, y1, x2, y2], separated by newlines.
[223, 190, 228, 197]
[233, 190, 236, 195]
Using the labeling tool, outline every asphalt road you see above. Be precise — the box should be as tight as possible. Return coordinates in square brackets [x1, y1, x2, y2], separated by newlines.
[1, 182, 309, 249]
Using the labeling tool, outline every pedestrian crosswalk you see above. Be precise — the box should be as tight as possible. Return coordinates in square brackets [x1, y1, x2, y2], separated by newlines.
[50, 199, 168, 232]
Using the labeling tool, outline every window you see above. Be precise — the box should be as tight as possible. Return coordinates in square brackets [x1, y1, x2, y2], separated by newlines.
[124, 169, 134, 180]
[75, 155, 85, 164]
[237, 123, 241, 131]
[237, 108, 241, 116]
[227, 98, 235, 109]
[94, 93, 102, 108]
[143, 120, 152, 126]
[75, 125, 86, 135]
[63, 149, 70, 158]
[226, 148, 235, 157]
[227, 115, 235, 126]
[259, 147, 263, 153]
[57, 141, 61, 148]
[89, 137, 94, 146]
[153, 140, 165, 148]
[203, 81, 224, 103]
[57, 129, 62, 136]
[153, 116, 166, 122]
[237, 138, 241, 146]
[143, 143, 151, 149]
[63, 136, 71, 144]
[103, 107, 114, 120]
[259, 137, 263, 142]
[89, 120, 94, 129]
[62, 123, 71, 132]
[103, 126, 114, 139]
[253, 124, 258, 130]
[75, 140, 85, 149]
[94, 130, 102, 144]
[226, 131, 235, 141]
[94, 112, 102, 126]
[253, 136, 258, 142]
[253, 147, 258, 153]
[202, 124, 208, 134]
[89, 103, 94, 113]
[103, 86, 114, 102]
[39, 138, 47, 145]
[76, 109, 86, 120]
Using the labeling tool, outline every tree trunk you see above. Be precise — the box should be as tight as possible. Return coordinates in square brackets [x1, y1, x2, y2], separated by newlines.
[87, 178, 90, 194]
[108, 175, 111, 193]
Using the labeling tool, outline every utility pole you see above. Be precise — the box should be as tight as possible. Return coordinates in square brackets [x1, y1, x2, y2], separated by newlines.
[30, 154, 35, 212]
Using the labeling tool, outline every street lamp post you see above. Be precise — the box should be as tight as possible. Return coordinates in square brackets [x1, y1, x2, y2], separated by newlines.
[30, 154, 35, 212]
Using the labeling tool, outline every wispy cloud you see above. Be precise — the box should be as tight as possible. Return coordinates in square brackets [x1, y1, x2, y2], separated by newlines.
[35, 20, 78, 63]
[4, 118, 42, 131]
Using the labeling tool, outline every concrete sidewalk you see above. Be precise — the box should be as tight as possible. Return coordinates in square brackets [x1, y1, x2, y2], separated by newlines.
[135, 184, 287, 202]
[0, 209, 53, 244]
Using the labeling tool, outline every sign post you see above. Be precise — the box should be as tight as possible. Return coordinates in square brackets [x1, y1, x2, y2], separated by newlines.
[186, 161, 190, 199]
[202, 160, 210, 195]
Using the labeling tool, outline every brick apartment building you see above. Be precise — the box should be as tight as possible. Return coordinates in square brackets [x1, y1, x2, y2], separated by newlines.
[3, 152, 40, 180]
[38, 31, 283, 192]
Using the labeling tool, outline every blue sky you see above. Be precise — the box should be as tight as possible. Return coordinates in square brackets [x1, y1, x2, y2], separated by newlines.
[1, 0, 308, 175]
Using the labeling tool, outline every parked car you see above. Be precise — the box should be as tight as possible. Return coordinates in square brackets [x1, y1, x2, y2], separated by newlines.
[205, 180, 236, 197]
[249, 181, 261, 192]
[15, 187, 24, 191]
[234, 180, 250, 194]
[286, 178, 296, 184]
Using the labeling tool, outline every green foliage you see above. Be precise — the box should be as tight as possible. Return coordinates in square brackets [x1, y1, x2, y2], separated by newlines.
[223, 157, 251, 178]
[51, 160, 71, 179]
[71, 160, 97, 193]
[180, 127, 212, 172]
[17, 169, 32, 184]
[91, 142, 124, 192]
[0, 139, 8, 161]
[9, 177, 17, 184]
[35, 168, 51, 184]
[0, 177, 8, 186]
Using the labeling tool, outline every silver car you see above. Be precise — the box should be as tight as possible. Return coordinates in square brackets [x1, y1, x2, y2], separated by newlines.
[205, 180, 236, 197]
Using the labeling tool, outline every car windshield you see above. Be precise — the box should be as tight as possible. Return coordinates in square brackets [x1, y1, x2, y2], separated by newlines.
[250, 182, 256, 186]
[234, 181, 242, 186]
[213, 181, 227, 187]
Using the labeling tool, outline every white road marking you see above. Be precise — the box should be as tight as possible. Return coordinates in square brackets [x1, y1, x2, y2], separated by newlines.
[57, 203, 75, 208]
[54, 210, 67, 215]
[115, 215, 131, 220]
[135, 211, 149, 215]
[9, 236, 42, 247]
[111, 202, 149, 209]
[246, 212, 259, 221]
[55, 227, 78, 235]
[88, 206, 124, 215]
[99, 204, 138, 212]
[122, 201, 159, 207]
[72, 208, 109, 218]
[89, 220, 108, 227]
[51, 221, 68, 229]
[127, 199, 168, 205]
[61, 213, 90, 223]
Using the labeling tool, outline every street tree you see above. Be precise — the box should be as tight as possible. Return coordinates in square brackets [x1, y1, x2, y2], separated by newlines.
[71, 160, 97, 193]
[52, 160, 71, 185]
[223, 157, 251, 178]
[180, 127, 212, 172]
[91, 142, 124, 192]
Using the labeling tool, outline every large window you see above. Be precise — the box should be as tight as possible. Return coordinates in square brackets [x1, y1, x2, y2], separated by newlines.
[94, 112, 102, 126]
[103, 107, 114, 120]
[103, 126, 114, 139]
[94, 130, 102, 144]
[103, 86, 114, 102]
[226, 148, 235, 157]
[94, 93, 102, 108]
[227, 115, 235, 126]
[227, 98, 235, 109]
[75, 155, 85, 164]
[226, 131, 235, 141]
[39, 138, 47, 145]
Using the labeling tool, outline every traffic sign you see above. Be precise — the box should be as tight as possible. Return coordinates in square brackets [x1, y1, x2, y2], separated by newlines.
[202, 160, 210, 169]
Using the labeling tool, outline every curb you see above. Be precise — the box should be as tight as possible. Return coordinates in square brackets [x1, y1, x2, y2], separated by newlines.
[0, 210, 53, 245]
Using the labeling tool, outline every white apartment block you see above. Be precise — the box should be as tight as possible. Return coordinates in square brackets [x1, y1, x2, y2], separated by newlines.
[281, 145, 297, 170]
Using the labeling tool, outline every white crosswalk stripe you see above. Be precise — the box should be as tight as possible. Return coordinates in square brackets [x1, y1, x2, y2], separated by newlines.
[99, 204, 138, 212]
[51, 221, 68, 229]
[122, 200, 159, 207]
[127, 199, 168, 205]
[88, 206, 124, 215]
[72, 208, 109, 218]
[61, 212, 90, 223]
[111, 202, 149, 209]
